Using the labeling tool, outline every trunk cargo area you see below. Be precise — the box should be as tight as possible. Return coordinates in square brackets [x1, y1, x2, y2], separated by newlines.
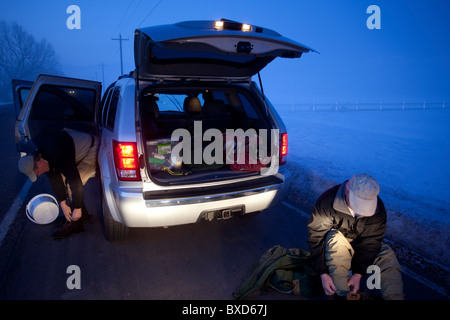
[139, 84, 276, 186]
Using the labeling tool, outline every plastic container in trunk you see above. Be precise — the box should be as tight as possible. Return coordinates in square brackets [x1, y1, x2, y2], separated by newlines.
[146, 138, 182, 172]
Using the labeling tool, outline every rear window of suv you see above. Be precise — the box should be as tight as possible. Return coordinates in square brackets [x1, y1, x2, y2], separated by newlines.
[146, 88, 260, 119]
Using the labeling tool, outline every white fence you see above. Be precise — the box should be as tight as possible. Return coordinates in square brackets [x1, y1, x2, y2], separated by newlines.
[275, 101, 447, 113]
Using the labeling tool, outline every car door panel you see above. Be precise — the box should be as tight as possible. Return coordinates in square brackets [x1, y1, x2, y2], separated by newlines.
[15, 75, 102, 153]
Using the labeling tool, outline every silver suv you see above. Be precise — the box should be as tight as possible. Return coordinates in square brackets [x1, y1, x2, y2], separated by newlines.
[14, 19, 315, 240]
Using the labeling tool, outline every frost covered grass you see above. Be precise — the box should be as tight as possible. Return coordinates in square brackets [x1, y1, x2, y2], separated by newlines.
[279, 107, 450, 266]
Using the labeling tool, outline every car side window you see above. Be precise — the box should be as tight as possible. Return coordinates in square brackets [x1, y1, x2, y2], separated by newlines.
[237, 92, 259, 119]
[30, 85, 95, 121]
[105, 87, 120, 131]
[101, 88, 113, 128]
[19, 88, 31, 109]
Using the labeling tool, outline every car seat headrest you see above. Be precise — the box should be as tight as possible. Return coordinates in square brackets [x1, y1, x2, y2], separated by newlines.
[183, 97, 202, 113]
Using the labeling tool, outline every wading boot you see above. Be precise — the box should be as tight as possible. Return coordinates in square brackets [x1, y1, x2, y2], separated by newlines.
[52, 219, 84, 239]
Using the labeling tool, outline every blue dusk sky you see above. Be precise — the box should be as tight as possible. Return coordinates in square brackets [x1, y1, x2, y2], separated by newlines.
[1, 0, 449, 103]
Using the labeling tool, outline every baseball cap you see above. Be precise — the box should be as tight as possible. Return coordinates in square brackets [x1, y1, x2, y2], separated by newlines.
[18, 155, 37, 182]
[347, 173, 380, 217]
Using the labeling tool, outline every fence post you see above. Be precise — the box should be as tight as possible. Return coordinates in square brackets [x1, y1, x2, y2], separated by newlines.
[356, 102, 359, 111]
[423, 101, 426, 110]
[443, 101, 446, 110]
[380, 102, 383, 111]
[402, 101, 405, 111]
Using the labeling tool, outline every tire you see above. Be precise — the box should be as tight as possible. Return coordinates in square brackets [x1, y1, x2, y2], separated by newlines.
[101, 189, 130, 241]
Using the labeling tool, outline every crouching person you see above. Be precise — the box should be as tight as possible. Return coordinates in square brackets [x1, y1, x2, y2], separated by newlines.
[18, 128, 98, 239]
[307, 173, 404, 300]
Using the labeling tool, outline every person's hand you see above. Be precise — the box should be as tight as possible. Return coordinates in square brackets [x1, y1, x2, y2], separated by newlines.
[320, 273, 337, 295]
[60, 200, 72, 222]
[72, 208, 82, 221]
[348, 273, 362, 294]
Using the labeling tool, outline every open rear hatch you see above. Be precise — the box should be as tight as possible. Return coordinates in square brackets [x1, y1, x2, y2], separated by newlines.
[134, 19, 316, 80]
[134, 19, 315, 186]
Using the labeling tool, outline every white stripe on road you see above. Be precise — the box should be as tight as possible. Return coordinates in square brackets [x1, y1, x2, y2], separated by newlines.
[0, 180, 32, 247]
[401, 265, 450, 298]
[281, 201, 310, 219]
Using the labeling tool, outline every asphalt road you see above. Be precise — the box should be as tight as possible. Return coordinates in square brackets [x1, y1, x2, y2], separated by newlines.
[0, 103, 448, 302]
[0, 104, 27, 222]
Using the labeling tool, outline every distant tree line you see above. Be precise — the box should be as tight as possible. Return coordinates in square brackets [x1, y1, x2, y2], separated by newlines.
[0, 20, 62, 102]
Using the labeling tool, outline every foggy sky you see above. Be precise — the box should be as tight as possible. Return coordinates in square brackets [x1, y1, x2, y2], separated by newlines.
[1, 0, 449, 103]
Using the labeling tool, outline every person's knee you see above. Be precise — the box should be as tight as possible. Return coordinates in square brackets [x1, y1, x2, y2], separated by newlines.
[374, 244, 401, 270]
[325, 230, 354, 268]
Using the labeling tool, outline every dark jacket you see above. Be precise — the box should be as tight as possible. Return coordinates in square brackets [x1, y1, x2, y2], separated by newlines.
[307, 182, 387, 275]
[35, 131, 84, 209]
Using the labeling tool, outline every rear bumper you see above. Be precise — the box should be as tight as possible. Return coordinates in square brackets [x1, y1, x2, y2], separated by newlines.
[105, 173, 286, 228]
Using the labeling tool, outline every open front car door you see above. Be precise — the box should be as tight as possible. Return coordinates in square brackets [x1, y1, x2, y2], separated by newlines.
[15, 75, 102, 154]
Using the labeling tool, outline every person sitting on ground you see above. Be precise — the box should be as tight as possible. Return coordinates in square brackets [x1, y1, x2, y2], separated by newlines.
[307, 173, 404, 300]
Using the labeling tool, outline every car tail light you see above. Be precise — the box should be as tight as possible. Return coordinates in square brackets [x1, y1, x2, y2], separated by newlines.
[280, 133, 288, 165]
[113, 141, 141, 181]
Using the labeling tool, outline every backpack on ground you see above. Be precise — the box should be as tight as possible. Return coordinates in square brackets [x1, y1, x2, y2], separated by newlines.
[232, 245, 321, 300]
